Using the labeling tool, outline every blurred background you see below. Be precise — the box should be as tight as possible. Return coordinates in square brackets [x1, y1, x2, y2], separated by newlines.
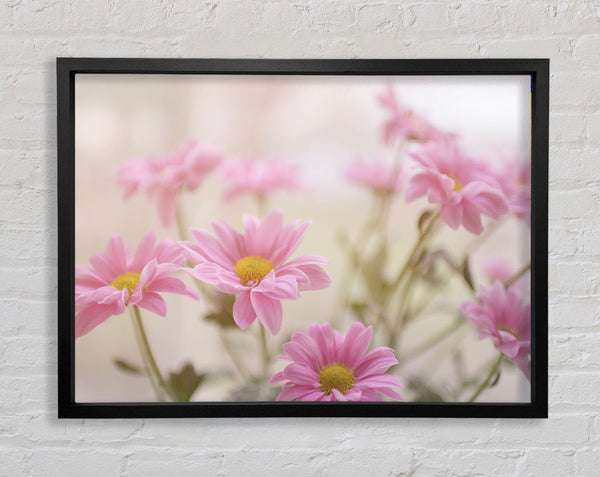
[75, 74, 531, 402]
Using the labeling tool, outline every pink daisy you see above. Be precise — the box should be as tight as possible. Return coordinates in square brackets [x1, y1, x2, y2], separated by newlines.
[406, 136, 509, 234]
[378, 86, 442, 146]
[181, 209, 331, 335]
[269, 322, 402, 402]
[220, 157, 303, 201]
[459, 280, 531, 380]
[117, 140, 223, 226]
[344, 158, 403, 195]
[75, 231, 198, 338]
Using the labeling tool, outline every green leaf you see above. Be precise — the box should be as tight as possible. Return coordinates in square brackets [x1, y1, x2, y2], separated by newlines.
[462, 256, 475, 291]
[362, 243, 388, 301]
[166, 363, 207, 402]
[113, 358, 143, 375]
[418, 209, 435, 233]
[203, 291, 237, 328]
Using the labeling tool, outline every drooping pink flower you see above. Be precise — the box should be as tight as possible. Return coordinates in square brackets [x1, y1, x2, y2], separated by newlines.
[117, 140, 223, 226]
[181, 209, 331, 335]
[498, 158, 531, 225]
[344, 158, 403, 195]
[459, 280, 531, 380]
[75, 231, 198, 338]
[378, 86, 442, 146]
[406, 136, 509, 234]
[220, 157, 303, 201]
[269, 322, 402, 402]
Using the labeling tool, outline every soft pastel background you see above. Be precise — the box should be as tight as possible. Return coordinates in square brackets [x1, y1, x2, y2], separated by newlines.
[75, 74, 530, 402]
[1, 1, 599, 475]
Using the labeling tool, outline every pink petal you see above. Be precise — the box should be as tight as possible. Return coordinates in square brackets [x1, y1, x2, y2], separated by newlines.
[211, 219, 245, 260]
[136, 292, 167, 316]
[440, 203, 462, 230]
[105, 234, 129, 274]
[282, 363, 319, 386]
[232, 292, 256, 329]
[340, 322, 373, 369]
[294, 264, 331, 291]
[130, 231, 157, 271]
[75, 302, 123, 338]
[189, 228, 234, 268]
[252, 208, 284, 258]
[250, 292, 283, 335]
[461, 200, 484, 235]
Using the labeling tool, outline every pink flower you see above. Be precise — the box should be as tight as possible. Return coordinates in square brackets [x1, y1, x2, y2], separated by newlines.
[498, 158, 531, 225]
[378, 86, 442, 145]
[406, 136, 509, 234]
[117, 140, 223, 226]
[269, 322, 402, 401]
[221, 157, 303, 201]
[459, 280, 531, 380]
[75, 231, 198, 338]
[182, 209, 331, 335]
[344, 159, 403, 194]
[479, 256, 514, 284]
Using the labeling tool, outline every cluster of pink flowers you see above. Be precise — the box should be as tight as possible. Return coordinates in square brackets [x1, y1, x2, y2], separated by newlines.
[459, 281, 531, 380]
[378, 86, 442, 145]
[405, 136, 510, 235]
[117, 140, 223, 226]
[220, 157, 304, 201]
[77, 86, 532, 402]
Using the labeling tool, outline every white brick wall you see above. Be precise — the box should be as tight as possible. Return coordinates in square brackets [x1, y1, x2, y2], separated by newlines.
[1, 1, 598, 475]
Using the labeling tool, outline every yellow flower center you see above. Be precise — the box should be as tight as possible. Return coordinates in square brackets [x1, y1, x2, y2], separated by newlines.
[235, 256, 274, 285]
[110, 272, 141, 296]
[447, 174, 463, 191]
[318, 363, 356, 395]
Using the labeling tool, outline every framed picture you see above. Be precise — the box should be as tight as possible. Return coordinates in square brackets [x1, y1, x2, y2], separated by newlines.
[57, 58, 548, 418]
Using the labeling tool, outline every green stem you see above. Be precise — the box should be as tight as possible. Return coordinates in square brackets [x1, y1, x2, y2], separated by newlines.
[219, 331, 252, 383]
[259, 325, 270, 379]
[175, 194, 190, 241]
[468, 353, 504, 402]
[256, 193, 268, 217]
[174, 199, 252, 383]
[130, 306, 170, 402]
[504, 263, 531, 289]
[397, 318, 465, 365]
[390, 211, 440, 293]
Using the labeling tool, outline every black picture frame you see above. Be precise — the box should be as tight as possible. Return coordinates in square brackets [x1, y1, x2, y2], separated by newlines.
[57, 58, 548, 419]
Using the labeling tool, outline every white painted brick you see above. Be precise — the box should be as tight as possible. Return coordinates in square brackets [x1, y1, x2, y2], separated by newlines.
[548, 261, 600, 298]
[575, 448, 600, 476]
[550, 373, 600, 408]
[520, 449, 576, 476]
[127, 449, 224, 476]
[30, 449, 123, 477]
[414, 448, 522, 477]
[572, 34, 600, 66]
[550, 333, 600, 370]
[0, 449, 32, 476]
[550, 113, 587, 144]
[587, 113, 600, 144]
[549, 298, 600, 328]
[549, 189, 598, 220]
[494, 415, 590, 446]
